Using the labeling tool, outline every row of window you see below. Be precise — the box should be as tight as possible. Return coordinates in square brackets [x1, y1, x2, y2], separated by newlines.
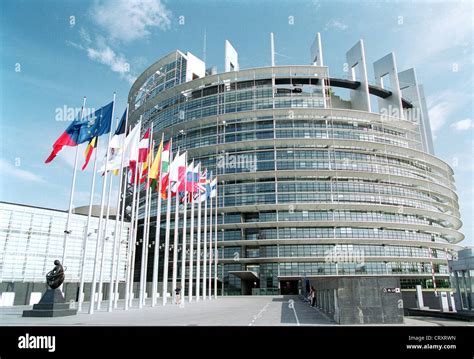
[227, 210, 441, 226]
[218, 226, 448, 242]
[141, 91, 410, 146]
[233, 262, 450, 276]
[172, 127, 415, 152]
[222, 244, 447, 259]
[221, 193, 443, 213]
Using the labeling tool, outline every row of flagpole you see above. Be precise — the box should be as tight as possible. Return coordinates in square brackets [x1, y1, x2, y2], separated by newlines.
[46, 94, 220, 313]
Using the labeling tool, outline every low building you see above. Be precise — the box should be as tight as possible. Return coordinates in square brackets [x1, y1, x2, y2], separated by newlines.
[0, 202, 130, 306]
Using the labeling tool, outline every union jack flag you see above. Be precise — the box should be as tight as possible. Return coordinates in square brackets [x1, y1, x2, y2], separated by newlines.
[194, 169, 208, 201]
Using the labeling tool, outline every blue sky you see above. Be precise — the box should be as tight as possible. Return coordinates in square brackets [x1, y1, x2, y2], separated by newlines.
[0, 0, 472, 245]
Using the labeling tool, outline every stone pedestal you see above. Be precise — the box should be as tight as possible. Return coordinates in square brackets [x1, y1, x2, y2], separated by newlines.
[22, 289, 77, 317]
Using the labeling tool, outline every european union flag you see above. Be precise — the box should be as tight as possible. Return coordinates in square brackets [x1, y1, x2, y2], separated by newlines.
[77, 101, 113, 144]
[45, 101, 114, 163]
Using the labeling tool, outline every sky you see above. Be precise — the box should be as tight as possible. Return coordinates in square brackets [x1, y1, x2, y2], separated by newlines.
[0, 0, 472, 245]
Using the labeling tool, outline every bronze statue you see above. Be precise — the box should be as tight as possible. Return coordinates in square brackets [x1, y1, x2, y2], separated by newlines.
[46, 260, 65, 289]
[23, 259, 77, 317]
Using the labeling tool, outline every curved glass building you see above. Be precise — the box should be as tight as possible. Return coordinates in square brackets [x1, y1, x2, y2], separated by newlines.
[128, 36, 464, 296]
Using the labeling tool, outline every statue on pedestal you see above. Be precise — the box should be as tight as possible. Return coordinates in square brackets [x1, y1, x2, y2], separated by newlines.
[23, 259, 77, 317]
[46, 260, 65, 289]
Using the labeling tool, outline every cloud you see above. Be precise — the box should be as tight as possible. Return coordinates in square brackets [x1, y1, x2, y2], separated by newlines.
[451, 118, 474, 131]
[92, 0, 172, 43]
[428, 99, 452, 133]
[0, 158, 46, 183]
[324, 19, 348, 31]
[79, 27, 92, 44]
[397, 3, 473, 68]
[66, 1, 171, 83]
[427, 89, 470, 134]
[86, 42, 136, 84]
[65, 40, 84, 51]
[66, 38, 136, 84]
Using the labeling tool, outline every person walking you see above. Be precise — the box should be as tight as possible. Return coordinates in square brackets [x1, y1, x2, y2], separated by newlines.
[175, 287, 182, 305]
[310, 286, 316, 307]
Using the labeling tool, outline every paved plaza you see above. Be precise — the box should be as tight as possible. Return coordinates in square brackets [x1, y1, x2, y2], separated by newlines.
[0, 296, 472, 326]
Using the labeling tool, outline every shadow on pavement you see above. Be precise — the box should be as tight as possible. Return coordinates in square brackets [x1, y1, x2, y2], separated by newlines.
[278, 295, 335, 325]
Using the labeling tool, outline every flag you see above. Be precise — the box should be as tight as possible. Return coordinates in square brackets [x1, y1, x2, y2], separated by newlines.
[109, 108, 127, 148]
[82, 137, 97, 170]
[45, 101, 113, 163]
[187, 162, 200, 194]
[135, 127, 151, 183]
[197, 169, 208, 202]
[169, 151, 186, 195]
[190, 163, 201, 202]
[203, 171, 212, 202]
[159, 142, 172, 198]
[105, 108, 128, 170]
[149, 138, 164, 190]
[179, 162, 200, 203]
[138, 128, 150, 163]
[171, 152, 187, 194]
[99, 119, 140, 173]
[178, 162, 198, 193]
[210, 177, 217, 198]
[139, 140, 154, 184]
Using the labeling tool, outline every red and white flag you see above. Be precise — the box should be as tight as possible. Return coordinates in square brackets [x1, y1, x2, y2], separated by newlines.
[138, 128, 150, 163]
[169, 151, 186, 195]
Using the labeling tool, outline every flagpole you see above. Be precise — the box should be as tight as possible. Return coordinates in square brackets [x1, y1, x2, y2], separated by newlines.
[142, 166, 153, 305]
[188, 161, 195, 302]
[77, 135, 99, 312]
[139, 125, 153, 308]
[208, 171, 213, 300]
[162, 148, 174, 305]
[196, 176, 202, 302]
[144, 136, 155, 302]
[97, 170, 114, 310]
[129, 162, 142, 307]
[203, 178, 208, 301]
[141, 157, 153, 307]
[124, 141, 139, 310]
[171, 167, 180, 304]
[112, 169, 126, 309]
[89, 93, 116, 314]
[109, 105, 129, 312]
[214, 176, 218, 299]
[108, 170, 127, 312]
[139, 179, 148, 308]
[180, 152, 188, 303]
[152, 133, 165, 307]
[98, 113, 118, 310]
[61, 96, 86, 284]
[108, 174, 123, 312]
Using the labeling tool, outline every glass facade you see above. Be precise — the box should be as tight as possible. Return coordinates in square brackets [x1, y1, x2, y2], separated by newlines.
[0, 202, 130, 283]
[129, 56, 463, 295]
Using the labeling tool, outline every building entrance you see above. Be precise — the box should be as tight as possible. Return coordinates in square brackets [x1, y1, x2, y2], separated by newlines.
[280, 280, 298, 295]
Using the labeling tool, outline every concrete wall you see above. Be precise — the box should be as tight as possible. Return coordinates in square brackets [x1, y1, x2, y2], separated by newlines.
[402, 291, 441, 311]
[311, 276, 404, 325]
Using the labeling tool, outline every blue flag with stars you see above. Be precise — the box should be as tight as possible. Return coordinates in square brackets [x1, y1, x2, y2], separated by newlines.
[77, 101, 114, 144]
